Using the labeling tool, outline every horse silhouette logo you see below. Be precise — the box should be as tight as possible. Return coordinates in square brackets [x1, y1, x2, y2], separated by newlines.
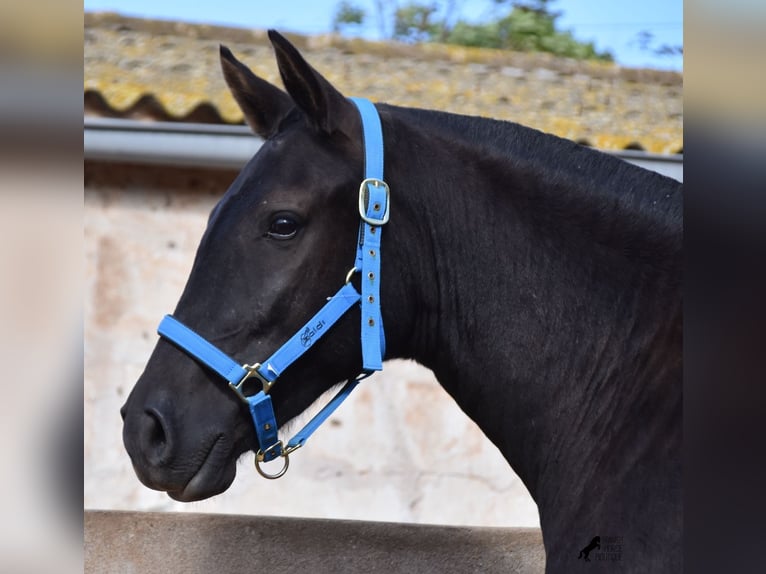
[299, 326, 313, 347]
[299, 321, 326, 348]
[578, 536, 600, 561]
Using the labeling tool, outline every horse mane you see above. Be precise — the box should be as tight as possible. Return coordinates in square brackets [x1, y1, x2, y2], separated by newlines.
[381, 104, 682, 276]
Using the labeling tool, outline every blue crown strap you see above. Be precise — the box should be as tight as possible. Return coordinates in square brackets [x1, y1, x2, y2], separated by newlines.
[350, 97, 388, 371]
[349, 97, 383, 181]
[359, 184, 386, 371]
[158, 315, 247, 385]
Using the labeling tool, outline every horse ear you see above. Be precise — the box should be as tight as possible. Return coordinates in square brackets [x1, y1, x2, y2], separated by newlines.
[267, 30, 357, 137]
[219, 45, 293, 139]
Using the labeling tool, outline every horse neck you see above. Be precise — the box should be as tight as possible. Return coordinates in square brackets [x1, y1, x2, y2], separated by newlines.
[379, 107, 682, 540]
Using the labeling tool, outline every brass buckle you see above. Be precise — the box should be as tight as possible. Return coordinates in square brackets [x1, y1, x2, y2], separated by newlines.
[255, 441, 290, 479]
[228, 363, 274, 403]
[358, 178, 390, 225]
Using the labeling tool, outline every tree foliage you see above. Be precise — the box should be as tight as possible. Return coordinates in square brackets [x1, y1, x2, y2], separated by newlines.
[333, 0, 614, 62]
[394, 3, 440, 43]
[635, 30, 683, 57]
[332, 1, 366, 33]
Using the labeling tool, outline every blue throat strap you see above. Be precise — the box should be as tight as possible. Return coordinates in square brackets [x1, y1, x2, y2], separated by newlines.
[156, 97, 389, 478]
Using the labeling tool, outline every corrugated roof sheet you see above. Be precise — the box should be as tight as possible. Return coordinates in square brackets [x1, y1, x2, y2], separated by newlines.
[84, 13, 682, 154]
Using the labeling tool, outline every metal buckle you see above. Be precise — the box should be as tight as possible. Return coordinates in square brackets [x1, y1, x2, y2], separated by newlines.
[228, 362, 274, 403]
[255, 441, 290, 479]
[358, 178, 390, 225]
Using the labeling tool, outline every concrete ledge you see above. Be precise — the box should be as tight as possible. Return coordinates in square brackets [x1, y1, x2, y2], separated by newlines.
[85, 510, 545, 574]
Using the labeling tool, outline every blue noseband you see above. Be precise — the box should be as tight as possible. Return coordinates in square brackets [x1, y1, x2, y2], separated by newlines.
[156, 98, 389, 478]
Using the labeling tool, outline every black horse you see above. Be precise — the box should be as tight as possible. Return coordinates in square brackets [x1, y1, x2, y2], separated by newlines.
[121, 31, 682, 572]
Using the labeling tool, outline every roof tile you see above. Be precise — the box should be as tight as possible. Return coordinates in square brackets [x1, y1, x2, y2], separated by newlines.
[84, 13, 682, 154]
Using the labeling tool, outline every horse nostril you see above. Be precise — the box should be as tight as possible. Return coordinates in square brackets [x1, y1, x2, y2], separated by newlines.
[120, 403, 128, 421]
[142, 408, 174, 465]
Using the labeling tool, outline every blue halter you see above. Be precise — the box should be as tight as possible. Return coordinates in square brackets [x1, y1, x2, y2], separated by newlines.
[156, 98, 389, 479]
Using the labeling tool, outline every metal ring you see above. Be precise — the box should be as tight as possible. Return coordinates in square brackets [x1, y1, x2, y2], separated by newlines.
[254, 450, 290, 480]
[345, 267, 358, 284]
[229, 363, 274, 403]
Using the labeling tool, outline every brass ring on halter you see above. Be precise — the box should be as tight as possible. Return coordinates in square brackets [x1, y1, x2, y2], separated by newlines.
[254, 443, 290, 480]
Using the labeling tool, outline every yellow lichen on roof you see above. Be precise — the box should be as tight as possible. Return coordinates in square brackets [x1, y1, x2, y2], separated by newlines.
[84, 13, 682, 154]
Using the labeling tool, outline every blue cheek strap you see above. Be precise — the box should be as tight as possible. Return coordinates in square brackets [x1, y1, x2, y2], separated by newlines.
[156, 98, 389, 479]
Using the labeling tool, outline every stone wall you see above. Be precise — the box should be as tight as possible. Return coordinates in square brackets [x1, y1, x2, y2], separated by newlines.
[84, 161, 539, 527]
[85, 511, 545, 573]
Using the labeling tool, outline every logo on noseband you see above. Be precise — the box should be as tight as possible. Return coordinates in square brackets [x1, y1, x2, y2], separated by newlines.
[576, 535, 623, 563]
[300, 320, 326, 348]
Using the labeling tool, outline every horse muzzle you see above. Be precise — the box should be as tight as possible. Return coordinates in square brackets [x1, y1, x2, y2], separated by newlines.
[120, 393, 238, 501]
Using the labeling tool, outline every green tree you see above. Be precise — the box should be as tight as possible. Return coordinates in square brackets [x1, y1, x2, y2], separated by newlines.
[332, 0, 614, 62]
[393, 0, 461, 43]
[393, 3, 439, 42]
[332, 1, 366, 34]
[447, 1, 612, 61]
[635, 30, 683, 57]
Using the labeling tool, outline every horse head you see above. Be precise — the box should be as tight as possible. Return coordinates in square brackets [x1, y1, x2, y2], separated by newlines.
[121, 32, 396, 501]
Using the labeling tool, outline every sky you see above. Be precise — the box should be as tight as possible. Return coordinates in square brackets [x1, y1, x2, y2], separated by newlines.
[83, 0, 683, 71]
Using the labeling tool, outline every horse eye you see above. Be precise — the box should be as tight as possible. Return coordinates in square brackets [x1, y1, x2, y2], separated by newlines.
[267, 216, 299, 240]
